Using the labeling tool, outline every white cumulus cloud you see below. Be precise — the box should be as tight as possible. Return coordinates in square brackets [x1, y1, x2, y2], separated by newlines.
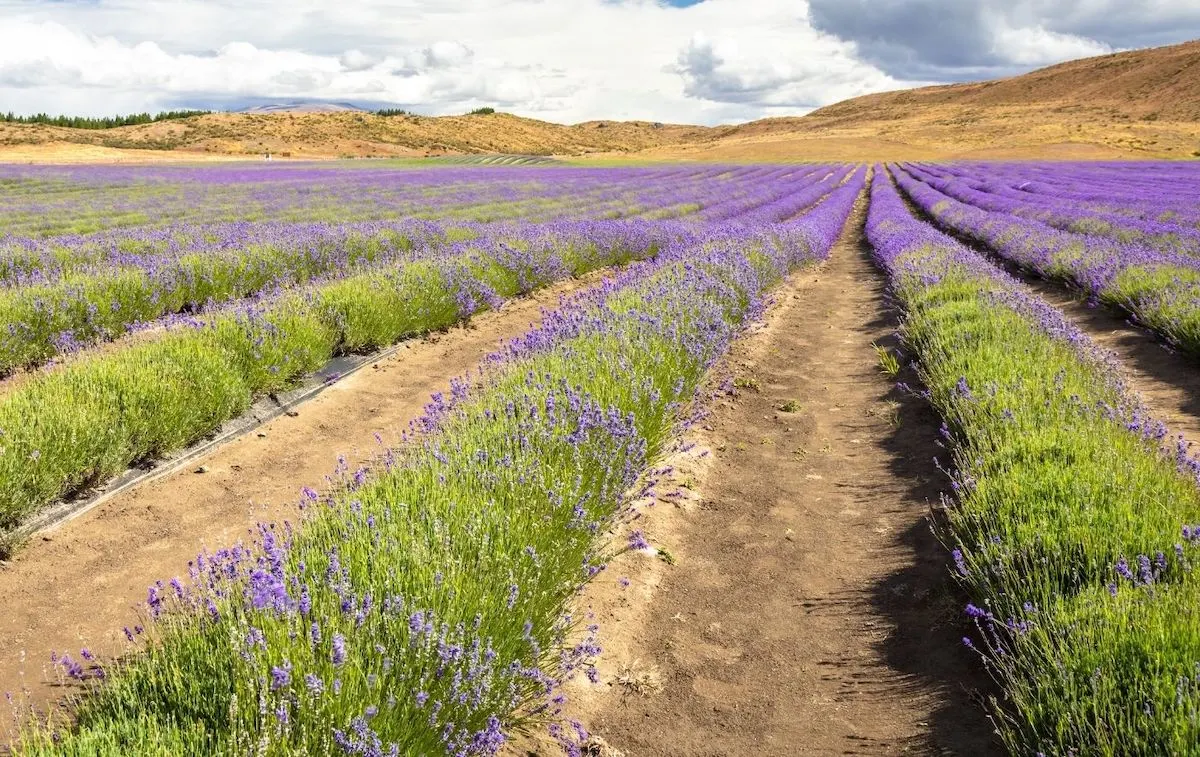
[0, 0, 1195, 124]
[0, 0, 920, 123]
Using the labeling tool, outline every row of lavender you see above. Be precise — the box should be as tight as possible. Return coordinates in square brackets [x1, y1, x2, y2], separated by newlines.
[0, 166, 849, 375]
[870, 165, 1200, 754]
[0, 164, 839, 276]
[0, 166, 856, 551]
[923, 161, 1200, 232]
[0, 163, 828, 238]
[893, 162, 1200, 360]
[16, 173, 863, 754]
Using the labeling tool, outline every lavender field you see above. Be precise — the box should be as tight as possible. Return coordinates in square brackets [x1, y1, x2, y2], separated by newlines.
[7, 159, 1200, 755]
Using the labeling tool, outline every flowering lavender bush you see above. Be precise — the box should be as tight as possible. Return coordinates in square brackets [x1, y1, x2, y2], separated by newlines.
[0, 165, 848, 375]
[869, 166, 1200, 754]
[909, 162, 1200, 255]
[18, 170, 861, 754]
[892, 163, 1200, 358]
[0, 221, 673, 540]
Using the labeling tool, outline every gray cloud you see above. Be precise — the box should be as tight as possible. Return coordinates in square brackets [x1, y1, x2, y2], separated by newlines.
[809, 0, 992, 77]
[809, 0, 1200, 80]
[0, 61, 85, 88]
[1022, 1, 1200, 49]
[674, 37, 782, 104]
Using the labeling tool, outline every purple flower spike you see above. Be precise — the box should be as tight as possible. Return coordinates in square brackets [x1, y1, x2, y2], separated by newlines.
[628, 530, 652, 552]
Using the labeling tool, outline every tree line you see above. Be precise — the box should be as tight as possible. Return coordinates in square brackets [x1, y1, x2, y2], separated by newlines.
[0, 110, 211, 130]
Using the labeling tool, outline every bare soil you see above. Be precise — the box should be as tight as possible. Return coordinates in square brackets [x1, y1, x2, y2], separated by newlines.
[0, 143, 265, 164]
[0, 275, 597, 739]
[539, 209, 999, 755]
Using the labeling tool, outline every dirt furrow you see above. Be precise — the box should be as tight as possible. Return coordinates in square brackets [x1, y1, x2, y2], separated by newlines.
[0, 275, 599, 737]
[571, 210, 999, 755]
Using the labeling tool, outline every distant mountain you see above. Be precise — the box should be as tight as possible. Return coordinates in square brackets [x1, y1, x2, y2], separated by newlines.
[237, 102, 368, 114]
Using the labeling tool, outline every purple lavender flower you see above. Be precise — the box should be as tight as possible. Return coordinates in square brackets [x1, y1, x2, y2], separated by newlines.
[1115, 557, 1135, 582]
[951, 549, 969, 577]
[305, 673, 325, 696]
[332, 633, 347, 667]
[628, 530, 652, 552]
[270, 660, 292, 691]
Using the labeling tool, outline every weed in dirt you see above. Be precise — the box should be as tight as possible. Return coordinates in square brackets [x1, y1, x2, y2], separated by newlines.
[872, 342, 901, 377]
[778, 398, 802, 412]
[0, 531, 22, 561]
[866, 400, 902, 426]
[580, 736, 627, 757]
[732, 375, 760, 392]
[615, 660, 664, 698]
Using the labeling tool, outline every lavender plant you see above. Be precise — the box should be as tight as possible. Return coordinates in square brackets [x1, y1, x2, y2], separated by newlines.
[0, 167, 860, 547]
[892, 163, 1200, 359]
[868, 166, 1200, 755]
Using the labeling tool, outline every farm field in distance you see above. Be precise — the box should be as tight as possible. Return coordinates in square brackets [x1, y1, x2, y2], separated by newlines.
[3, 155, 1200, 757]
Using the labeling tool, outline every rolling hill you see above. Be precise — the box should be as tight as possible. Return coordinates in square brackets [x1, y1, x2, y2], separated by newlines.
[0, 110, 714, 161]
[649, 38, 1200, 161]
[1, 38, 1198, 162]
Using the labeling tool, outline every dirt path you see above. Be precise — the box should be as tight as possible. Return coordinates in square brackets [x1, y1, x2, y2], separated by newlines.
[1020, 280, 1200, 445]
[0, 276, 596, 736]
[575, 210, 999, 755]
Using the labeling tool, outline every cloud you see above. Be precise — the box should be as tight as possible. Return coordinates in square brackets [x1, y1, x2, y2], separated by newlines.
[807, 0, 1200, 80]
[991, 21, 1112, 67]
[672, 31, 911, 110]
[0, 0, 1196, 124]
[0, 19, 554, 114]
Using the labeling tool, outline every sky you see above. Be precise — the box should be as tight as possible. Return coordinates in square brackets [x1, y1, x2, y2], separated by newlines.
[0, 0, 1198, 125]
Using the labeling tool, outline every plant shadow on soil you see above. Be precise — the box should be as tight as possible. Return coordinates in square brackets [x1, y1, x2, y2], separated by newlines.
[856, 238, 1004, 755]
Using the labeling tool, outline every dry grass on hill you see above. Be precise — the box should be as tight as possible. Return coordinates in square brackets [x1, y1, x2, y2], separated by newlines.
[642, 39, 1200, 162]
[0, 111, 714, 162]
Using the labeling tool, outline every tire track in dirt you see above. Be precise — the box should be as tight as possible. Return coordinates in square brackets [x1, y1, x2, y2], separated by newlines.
[573, 208, 1000, 755]
[0, 274, 602, 738]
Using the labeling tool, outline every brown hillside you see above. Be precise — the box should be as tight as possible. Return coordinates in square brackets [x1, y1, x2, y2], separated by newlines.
[643, 39, 1200, 161]
[0, 111, 714, 161]
[810, 39, 1200, 123]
